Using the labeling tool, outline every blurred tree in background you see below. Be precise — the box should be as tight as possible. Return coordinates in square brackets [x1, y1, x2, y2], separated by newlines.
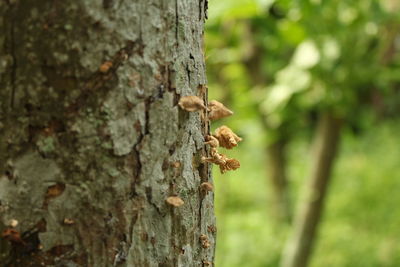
[205, 0, 400, 266]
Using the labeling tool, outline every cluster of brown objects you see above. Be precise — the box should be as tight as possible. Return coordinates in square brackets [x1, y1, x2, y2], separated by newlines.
[178, 96, 234, 122]
[199, 234, 211, 249]
[178, 94, 242, 174]
[202, 144, 240, 174]
[165, 94, 242, 208]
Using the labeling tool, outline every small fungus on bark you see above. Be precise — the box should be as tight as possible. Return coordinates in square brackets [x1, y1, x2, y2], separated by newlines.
[202, 148, 241, 174]
[201, 148, 226, 166]
[166, 196, 184, 207]
[99, 61, 113, 73]
[214, 125, 242, 149]
[200, 182, 214, 192]
[202, 260, 212, 266]
[8, 219, 18, 228]
[204, 135, 219, 148]
[178, 96, 207, 112]
[199, 234, 210, 248]
[220, 158, 241, 174]
[63, 218, 75, 225]
[208, 100, 233, 121]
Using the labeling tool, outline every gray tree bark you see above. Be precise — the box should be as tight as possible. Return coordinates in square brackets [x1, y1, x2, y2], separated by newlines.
[0, 0, 215, 266]
[280, 113, 342, 267]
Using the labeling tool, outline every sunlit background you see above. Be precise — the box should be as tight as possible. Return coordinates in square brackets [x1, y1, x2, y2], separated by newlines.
[205, 0, 400, 266]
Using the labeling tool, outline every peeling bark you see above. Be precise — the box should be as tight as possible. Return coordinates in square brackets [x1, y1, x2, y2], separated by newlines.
[0, 1, 215, 266]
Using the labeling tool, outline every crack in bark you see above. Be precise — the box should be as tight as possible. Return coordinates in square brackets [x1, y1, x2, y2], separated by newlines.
[204, 0, 209, 20]
[199, 0, 202, 21]
[130, 147, 141, 199]
[175, 0, 179, 46]
[186, 64, 191, 86]
[145, 187, 164, 216]
[9, 7, 17, 110]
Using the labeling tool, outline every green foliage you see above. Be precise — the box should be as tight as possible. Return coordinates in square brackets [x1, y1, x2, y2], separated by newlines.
[206, 0, 400, 139]
[206, 0, 400, 266]
[213, 120, 400, 267]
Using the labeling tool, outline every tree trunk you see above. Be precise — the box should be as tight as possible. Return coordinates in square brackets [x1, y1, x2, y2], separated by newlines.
[280, 113, 342, 267]
[267, 138, 291, 223]
[0, 1, 215, 266]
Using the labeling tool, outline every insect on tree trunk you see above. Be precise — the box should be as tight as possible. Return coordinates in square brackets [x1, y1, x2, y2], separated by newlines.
[280, 112, 342, 267]
[0, 0, 215, 266]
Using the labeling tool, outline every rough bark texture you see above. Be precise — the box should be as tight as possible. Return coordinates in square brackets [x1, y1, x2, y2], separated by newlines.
[280, 113, 342, 267]
[0, 0, 214, 266]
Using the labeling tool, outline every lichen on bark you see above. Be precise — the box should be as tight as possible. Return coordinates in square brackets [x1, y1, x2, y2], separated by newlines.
[0, 0, 214, 266]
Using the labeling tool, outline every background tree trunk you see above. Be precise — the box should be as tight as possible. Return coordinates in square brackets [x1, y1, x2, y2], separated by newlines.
[242, 25, 292, 223]
[266, 138, 291, 223]
[280, 113, 342, 267]
[0, 1, 215, 266]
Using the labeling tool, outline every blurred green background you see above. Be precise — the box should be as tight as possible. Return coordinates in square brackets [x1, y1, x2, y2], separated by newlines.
[205, 0, 400, 266]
